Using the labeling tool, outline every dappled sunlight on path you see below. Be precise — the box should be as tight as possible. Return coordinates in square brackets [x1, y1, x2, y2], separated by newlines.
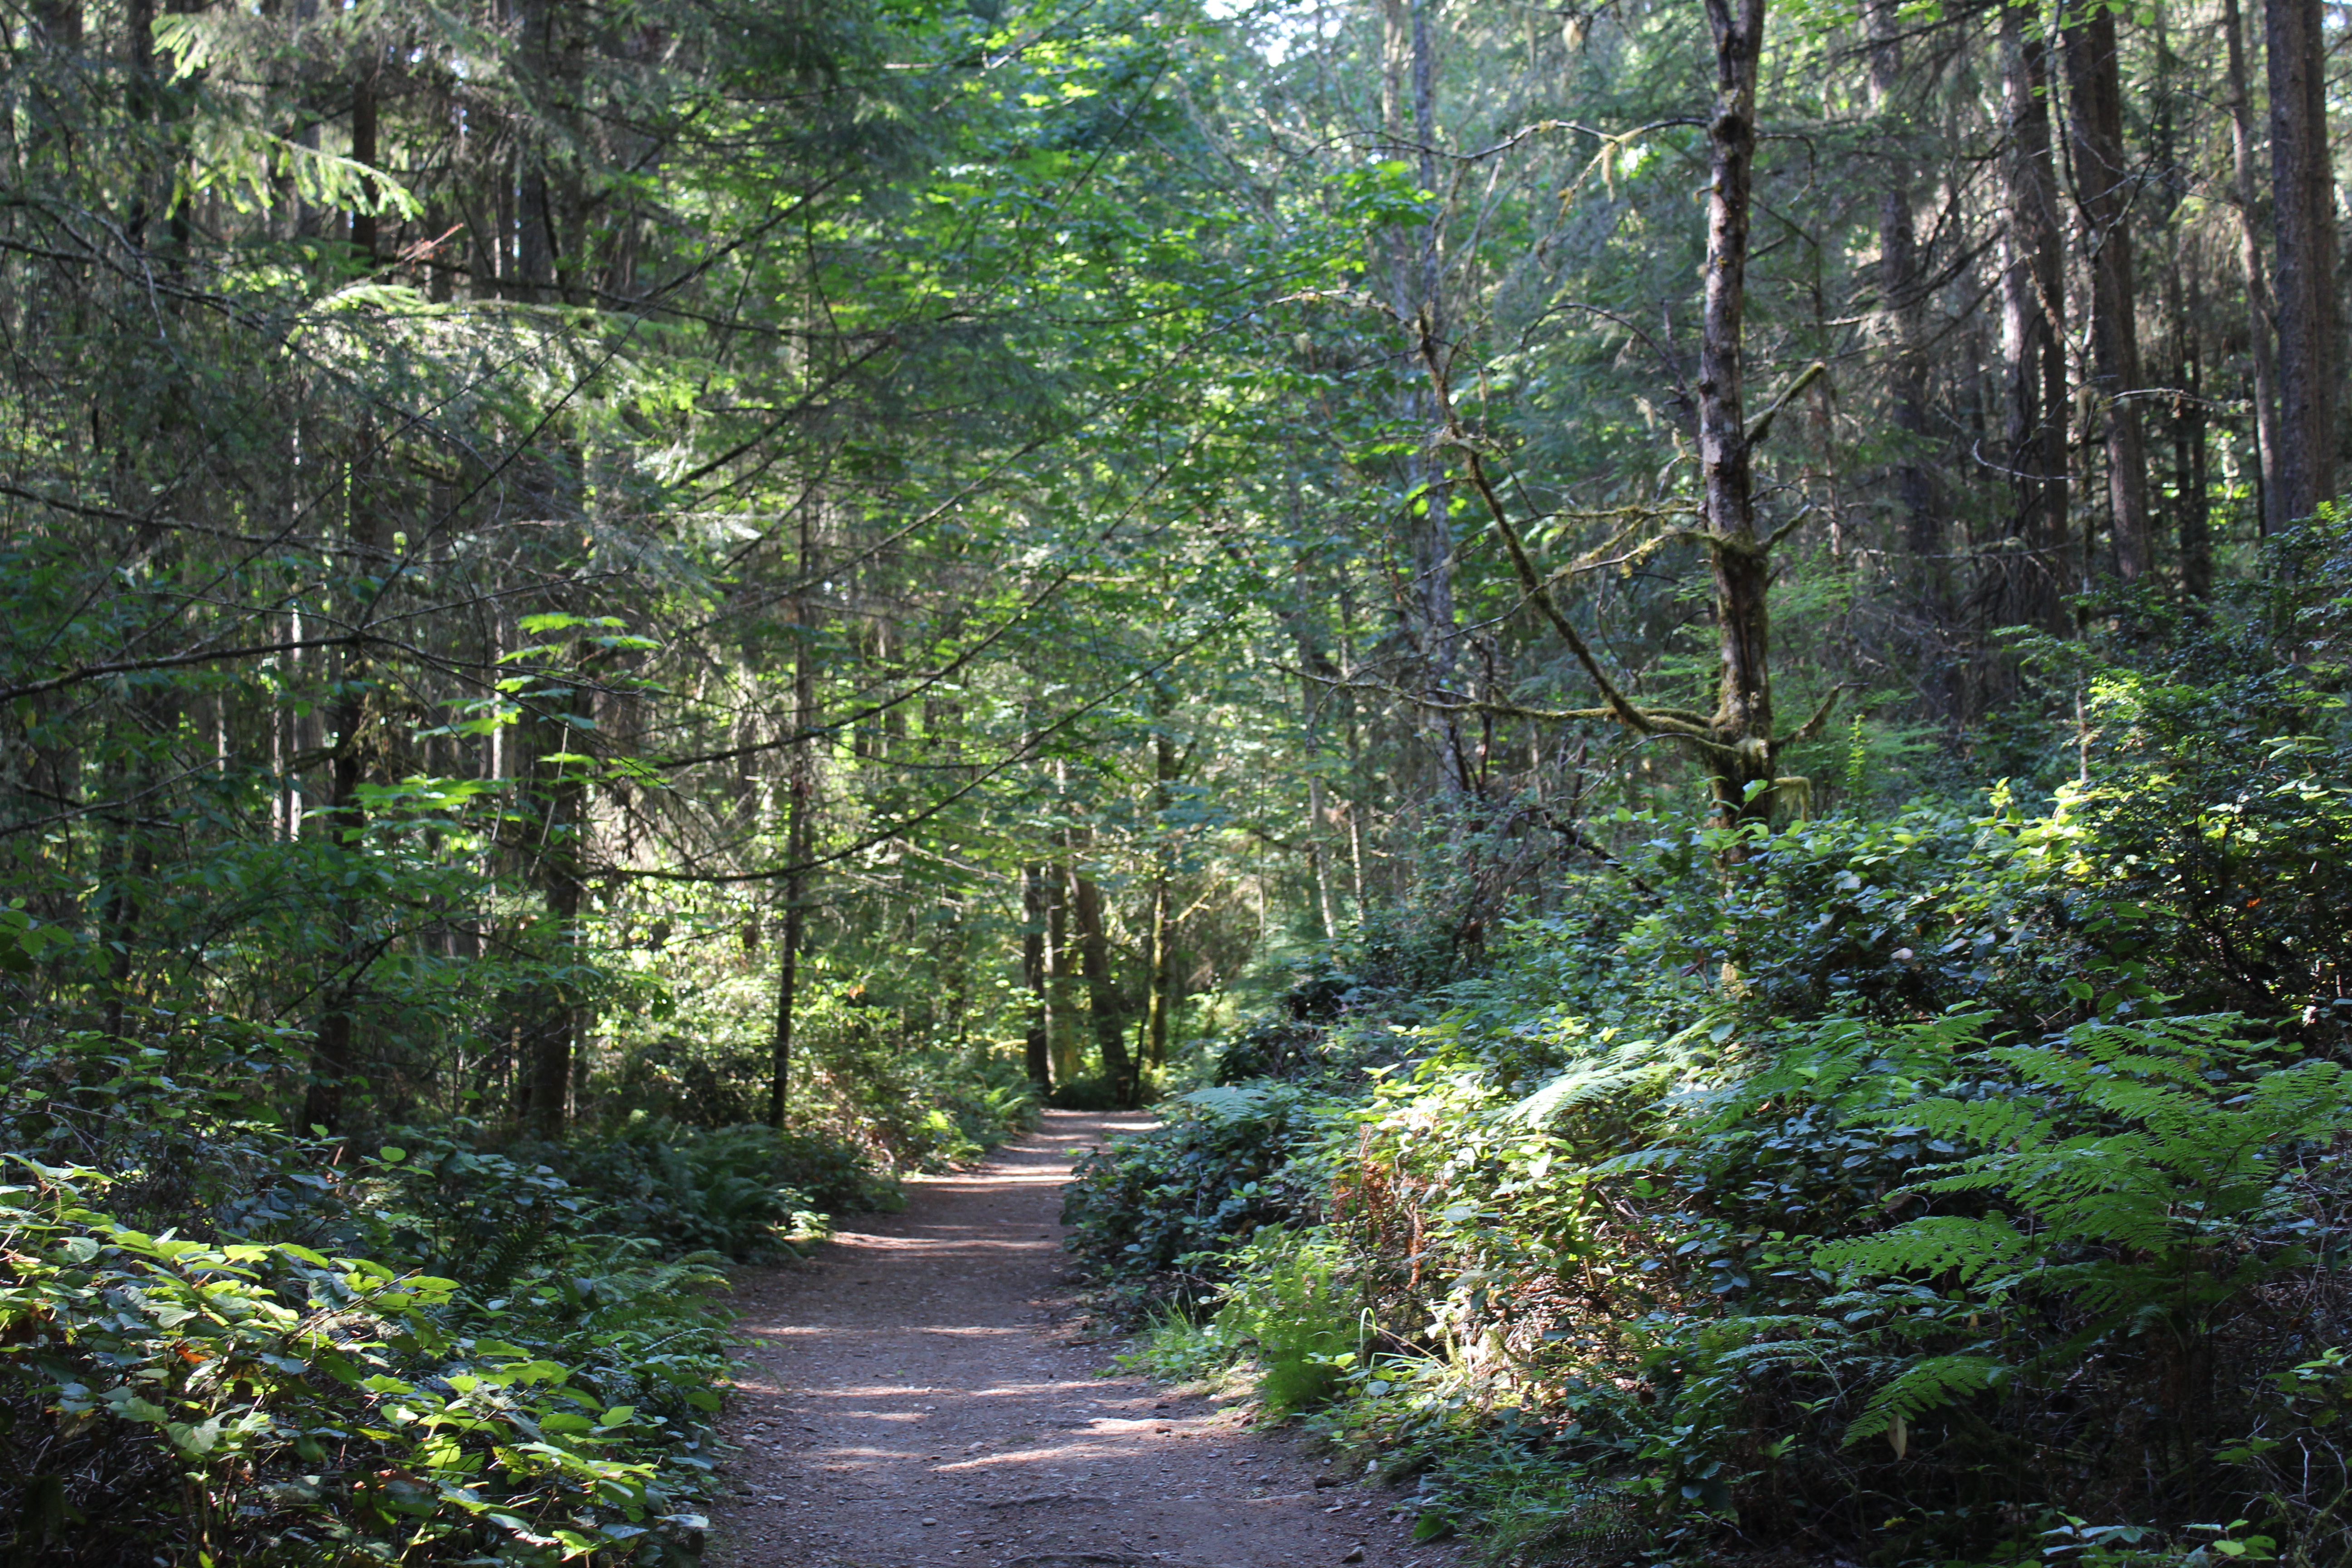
[706, 1111, 1442, 1568]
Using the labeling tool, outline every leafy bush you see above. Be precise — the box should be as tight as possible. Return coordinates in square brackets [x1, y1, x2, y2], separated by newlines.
[1212, 1228, 1361, 1415]
[1299, 985, 2352, 1563]
[506, 1117, 901, 1261]
[0, 1154, 729, 1566]
[1815, 1014, 2350, 1449]
[0, 1024, 732, 1566]
[1115, 1302, 1246, 1385]
[1061, 1082, 1320, 1313]
[1101, 756, 2352, 1567]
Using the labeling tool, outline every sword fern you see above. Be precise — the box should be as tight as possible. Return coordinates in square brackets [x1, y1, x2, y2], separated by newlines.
[1815, 1013, 2352, 1446]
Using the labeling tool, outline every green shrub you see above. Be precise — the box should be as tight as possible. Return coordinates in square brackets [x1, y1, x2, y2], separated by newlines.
[1213, 1228, 1361, 1415]
[1814, 1013, 2351, 1449]
[1061, 1081, 1320, 1313]
[0, 1022, 732, 1566]
[0, 1158, 727, 1566]
[1114, 1300, 1246, 1384]
[506, 1116, 900, 1261]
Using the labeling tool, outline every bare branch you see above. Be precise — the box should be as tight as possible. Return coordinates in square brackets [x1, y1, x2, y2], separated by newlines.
[1744, 358, 1829, 449]
[1784, 682, 1857, 748]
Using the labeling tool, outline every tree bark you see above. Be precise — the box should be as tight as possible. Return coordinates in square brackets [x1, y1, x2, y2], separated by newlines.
[1698, 0, 1775, 818]
[2267, 0, 2337, 522]
[351, 60, 379, 263]
[1068, 870, 1136, 1107]
[769, 505, 821, 1126]
[514, 0, 562, 302]
[2163, 165, 2214, 604]
[1866, 0, 1945, 646]
[1382, 0, 1463, 796]
[303, 425, 387, 1138]
[1999, 4, 2071, 632]
[2060, 0, 2154, 579]
[1021, 862, 1053, 1096]
[1287, 541, 1340, 942]
[518, 680, 588, 1140]
[766, 731, 814, 1127]
[2222, 0, 2285, 535]
[1143, 728, 1180, 1072]
[122, 0, 157, 247]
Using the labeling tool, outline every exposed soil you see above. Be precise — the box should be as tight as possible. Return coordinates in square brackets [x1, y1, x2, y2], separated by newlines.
[706, 1110, 1446, 1568]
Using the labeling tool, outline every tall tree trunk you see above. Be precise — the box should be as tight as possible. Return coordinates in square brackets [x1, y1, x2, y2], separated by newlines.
[2222, 0, 2285, 535]
[350, 59, 379, 263]
[302, 427, 386, 1138]
[1866, 0, 1945, 663]
[1143, 729, 1180, 1073]
[1021, 863, 1054, 1096]
[299, 716, 368, 1135]
[98, 796, 150, 1044]
[2267, 0, 2337, 522]
[2000, 4, 2071, 632]
[2151, 11, 2210, 601]
[2061, 0, 2154, 579]
[1288, 539, 1339, 943]
[514, 0, 560, 302]
[765, 736, 813, 1129]
[122, 0, 156, 246]
[1068, 870, 1136, 1108]
[766, 740, 816, 1124]
[768, 510, 820, 1127]
[2176, 292, 2213, 600]
[1698, 0, 1775, 819]
[519, 683, 588, 1139]
[1382, 0, 1462, 795]
[1050, 859, 1075, 1083]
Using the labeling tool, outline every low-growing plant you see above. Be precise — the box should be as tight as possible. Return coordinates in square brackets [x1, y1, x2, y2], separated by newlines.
[1115, 1300, 1246, 1385]
[0, 1020, 737, 1567]
[1062, 1081, 1322, 1314]
[1214, 1228, 1361, 1415]
[507, 1116, 897, 1260]
[0, 1160, 727, 1566]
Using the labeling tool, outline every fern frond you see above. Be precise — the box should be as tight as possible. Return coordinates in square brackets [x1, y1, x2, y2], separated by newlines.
[1584, 1146, 1683, 1178]
[1509, 1061, 1659, 1125]
[466, 1205, 554, 1296]
[1843, 1353, 2008, 1444]
[1816, 1215, 2030, 1286]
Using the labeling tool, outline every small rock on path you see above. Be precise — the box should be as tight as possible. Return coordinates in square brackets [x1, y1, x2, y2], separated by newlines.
[706, 1110, 1441, 1568]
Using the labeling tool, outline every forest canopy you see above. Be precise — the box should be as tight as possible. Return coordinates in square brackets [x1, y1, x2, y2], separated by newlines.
[4, 0, 2352, 1560]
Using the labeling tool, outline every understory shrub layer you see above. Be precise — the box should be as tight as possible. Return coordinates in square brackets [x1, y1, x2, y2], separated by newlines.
[0, 1020, 917, 1566]
[1070, 612, 2352, 1568]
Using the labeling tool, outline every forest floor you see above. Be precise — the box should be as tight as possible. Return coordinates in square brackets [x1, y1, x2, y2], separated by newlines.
[705, 1109, 1441, 1568]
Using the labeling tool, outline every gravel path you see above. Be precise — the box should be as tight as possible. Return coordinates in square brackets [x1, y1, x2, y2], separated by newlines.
[705, 1110, 1438, 1568]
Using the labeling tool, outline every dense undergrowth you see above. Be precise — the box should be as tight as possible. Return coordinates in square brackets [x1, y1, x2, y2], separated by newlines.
[0, 1008, 1038, 1566]
[1068, 551, 2352, 1567]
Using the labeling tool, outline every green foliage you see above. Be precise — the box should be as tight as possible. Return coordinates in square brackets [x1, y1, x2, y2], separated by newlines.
[1061, 1082, 1320, 1313]
[1115, 1300, 1247, 1385]
[1212, 1229, 1362, 1415]
[0, 1035, 732, 1566]
[595, 961, 1039, 1172]
[0, 1166, 726, 1565]
[1817, 1014, 2351, 1445]
[1099, 755, 2352, 1566]
[512, 1117, 900, 1259]
[1468, 1476, 1645, 1568]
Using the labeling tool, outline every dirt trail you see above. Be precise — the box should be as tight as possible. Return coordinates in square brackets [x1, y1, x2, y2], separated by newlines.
[707, 1110, 1440, 1568]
